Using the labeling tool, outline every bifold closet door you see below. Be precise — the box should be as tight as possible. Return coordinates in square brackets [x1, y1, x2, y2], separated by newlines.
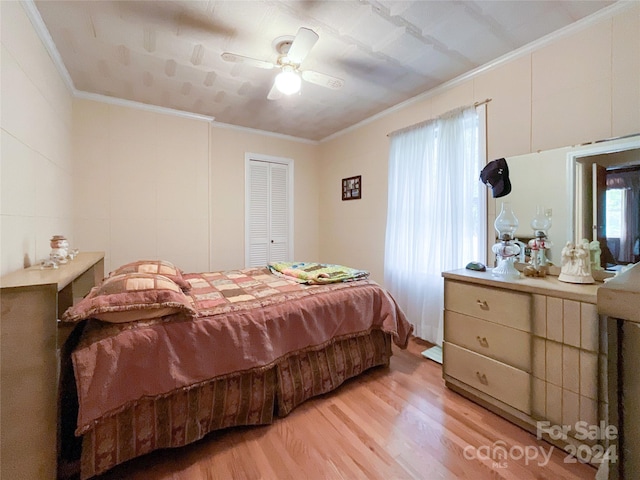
[246, 159, 291, 267]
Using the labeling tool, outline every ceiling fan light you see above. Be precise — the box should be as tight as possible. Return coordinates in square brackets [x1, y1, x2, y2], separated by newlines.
[275, 69, 301, 95]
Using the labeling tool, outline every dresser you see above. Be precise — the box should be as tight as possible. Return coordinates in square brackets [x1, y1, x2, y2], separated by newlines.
[442, 268, 606, 463]
[0, 252, 104, 479]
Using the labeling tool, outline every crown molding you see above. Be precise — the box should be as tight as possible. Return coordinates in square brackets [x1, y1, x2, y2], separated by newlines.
[74, 93, 318, 145]
[210, 121, 319, 145]
[74, 91, 215, 122]
[21, 0, 75, 94]
[320, 1, 636, 143]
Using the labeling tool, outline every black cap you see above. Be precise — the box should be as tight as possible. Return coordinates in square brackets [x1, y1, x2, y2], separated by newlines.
[480, 158, 511, 198]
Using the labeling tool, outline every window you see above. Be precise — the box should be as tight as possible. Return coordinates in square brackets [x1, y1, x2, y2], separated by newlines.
[384, 105, 486, 344]
[605, 188, 624, 239]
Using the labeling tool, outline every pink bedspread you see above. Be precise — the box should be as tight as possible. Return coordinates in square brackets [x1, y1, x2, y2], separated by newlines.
[72, 267, 412, 435]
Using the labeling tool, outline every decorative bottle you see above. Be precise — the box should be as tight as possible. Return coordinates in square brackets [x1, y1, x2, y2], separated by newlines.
[50, 235, 69, 264]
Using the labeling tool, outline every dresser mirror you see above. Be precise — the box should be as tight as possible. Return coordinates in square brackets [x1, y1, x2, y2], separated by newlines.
[497, 134, 640, 270]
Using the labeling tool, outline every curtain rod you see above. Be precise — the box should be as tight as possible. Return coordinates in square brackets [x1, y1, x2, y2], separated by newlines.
[474, 98, 492, 107]
[386, 98, 492, 137]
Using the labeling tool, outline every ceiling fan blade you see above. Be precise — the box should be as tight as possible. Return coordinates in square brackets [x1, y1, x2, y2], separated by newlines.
[302, 70, 344, 90]
[287, 27, 319, 64]
[221, 52, 275, 70]
[267, 82, 283, 101]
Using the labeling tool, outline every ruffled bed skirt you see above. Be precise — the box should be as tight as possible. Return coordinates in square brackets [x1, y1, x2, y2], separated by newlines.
[66, 329, 391, 479]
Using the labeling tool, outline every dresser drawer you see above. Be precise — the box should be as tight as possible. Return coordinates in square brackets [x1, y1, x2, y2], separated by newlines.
[444, 280, 531, 332]
[444, 310, 531, 372]
[443, 342, 531, 414]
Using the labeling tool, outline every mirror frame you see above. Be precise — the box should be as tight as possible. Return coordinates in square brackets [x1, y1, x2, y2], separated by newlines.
[568, 134, 640, 250]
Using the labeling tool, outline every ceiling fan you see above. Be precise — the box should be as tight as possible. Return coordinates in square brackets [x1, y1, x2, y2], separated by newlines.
[221, 27, 344, 100]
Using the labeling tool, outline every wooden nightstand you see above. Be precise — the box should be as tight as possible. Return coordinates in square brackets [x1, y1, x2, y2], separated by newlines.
[1, 252, 104, 479]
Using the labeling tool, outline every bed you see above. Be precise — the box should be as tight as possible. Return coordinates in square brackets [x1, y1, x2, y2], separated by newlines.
[59, 260, 413, 479]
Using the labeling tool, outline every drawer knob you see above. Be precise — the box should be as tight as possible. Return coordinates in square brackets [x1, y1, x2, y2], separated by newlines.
[476, 372, 488, 385]
[476, 336, 489, 348]
[476, 299, 488, 309]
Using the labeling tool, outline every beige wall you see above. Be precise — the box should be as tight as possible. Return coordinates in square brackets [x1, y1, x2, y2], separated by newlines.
[71, 100, 320, 274]
[319, 4, 640, 284]
[209, 127, 320, 271]
[0, 2, 75, 276]
[72, 100, 211, 273]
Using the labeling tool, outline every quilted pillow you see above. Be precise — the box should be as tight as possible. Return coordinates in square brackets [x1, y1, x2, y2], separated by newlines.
[111, 259, 191, 292]
[62, 272, 196, 324]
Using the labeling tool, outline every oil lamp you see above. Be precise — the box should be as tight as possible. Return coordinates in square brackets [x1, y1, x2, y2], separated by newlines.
[491, 202, 521, 279]
[528, 205, 553, 270]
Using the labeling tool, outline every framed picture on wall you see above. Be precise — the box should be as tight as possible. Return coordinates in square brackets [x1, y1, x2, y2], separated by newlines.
[342, 175, 361, 200]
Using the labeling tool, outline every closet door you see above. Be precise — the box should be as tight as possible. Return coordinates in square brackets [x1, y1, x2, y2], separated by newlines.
[247, 160, 270, 266]
[246, 156, 293, 267]
[268, 162, 289, 263]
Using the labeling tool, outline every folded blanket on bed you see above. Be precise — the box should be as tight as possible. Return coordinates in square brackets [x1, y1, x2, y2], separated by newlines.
[268, 261, 369, 284]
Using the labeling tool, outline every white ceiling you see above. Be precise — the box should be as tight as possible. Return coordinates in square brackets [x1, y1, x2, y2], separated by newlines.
[32, 0, 616, 141]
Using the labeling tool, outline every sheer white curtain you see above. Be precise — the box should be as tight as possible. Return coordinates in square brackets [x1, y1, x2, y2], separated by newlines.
[607, 170, 640, 263]
[384, 106, 486, 344]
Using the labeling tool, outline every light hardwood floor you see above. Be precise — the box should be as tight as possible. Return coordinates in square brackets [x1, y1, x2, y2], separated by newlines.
[100, 337, 595, 479]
